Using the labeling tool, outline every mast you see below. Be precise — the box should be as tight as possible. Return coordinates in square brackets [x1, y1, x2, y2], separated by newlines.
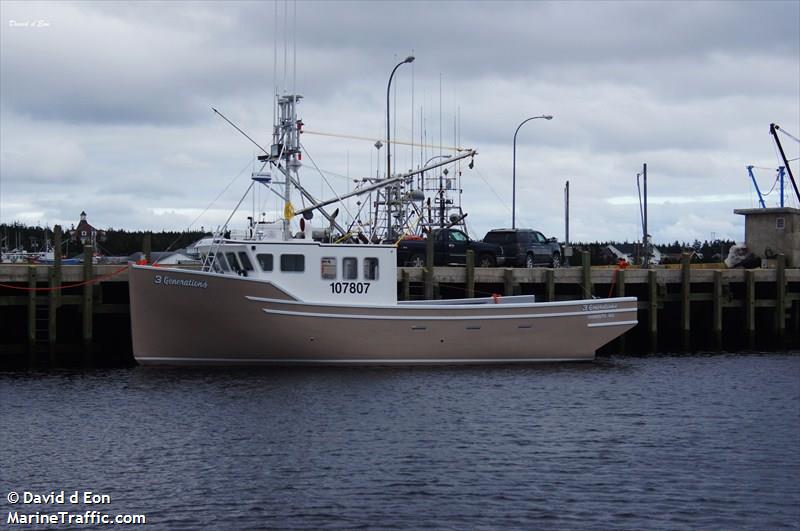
[266, 94, 303, 239]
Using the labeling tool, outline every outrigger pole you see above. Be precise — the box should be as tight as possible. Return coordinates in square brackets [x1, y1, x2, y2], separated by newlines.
[293, 149, 477, 218]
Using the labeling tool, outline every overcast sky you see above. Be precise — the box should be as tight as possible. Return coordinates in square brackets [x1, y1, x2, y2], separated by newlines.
[1, 0, 798, 244]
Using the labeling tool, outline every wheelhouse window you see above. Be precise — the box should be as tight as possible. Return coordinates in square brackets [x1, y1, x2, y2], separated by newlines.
[321, 257, 337, 279]
[342, 257, 358, 280]
[215, 253, 231, 272]
[256, 253, 273, 271]
[226, 252, 242, 273]
[363, 257, 379, 280]
[238, 252, 254, 271]
[281, 254, 305, 272]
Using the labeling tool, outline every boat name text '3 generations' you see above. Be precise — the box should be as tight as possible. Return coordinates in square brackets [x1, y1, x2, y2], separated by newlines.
[153, 275, 209, 289]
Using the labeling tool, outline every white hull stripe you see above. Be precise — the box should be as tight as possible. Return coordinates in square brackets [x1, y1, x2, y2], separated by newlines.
[245, 295, 638, 310]
[587, 320, 639, 328]
[135, 357, 592, 364]
[260, 307, 637, 321]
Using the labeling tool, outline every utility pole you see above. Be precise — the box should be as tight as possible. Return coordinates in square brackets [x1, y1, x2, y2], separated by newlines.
[564, 180, 570, 266]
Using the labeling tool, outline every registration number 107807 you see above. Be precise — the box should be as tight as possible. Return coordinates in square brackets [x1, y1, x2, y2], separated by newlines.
[329, 282, 371, 294]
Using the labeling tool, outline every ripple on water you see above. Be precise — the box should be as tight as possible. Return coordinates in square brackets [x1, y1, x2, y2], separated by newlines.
[1, 353, 799, 530]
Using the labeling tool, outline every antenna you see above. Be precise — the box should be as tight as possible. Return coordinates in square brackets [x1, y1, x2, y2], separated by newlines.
[439, 73, 443, 159]
[411, 50, 415, 173]
[292, 0, 297, 98]
[212, 108, 268, 155]
[272, 0, 278, 131]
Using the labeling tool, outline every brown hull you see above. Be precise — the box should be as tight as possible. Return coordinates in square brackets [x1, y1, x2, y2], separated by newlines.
[130, 266, 637, 365]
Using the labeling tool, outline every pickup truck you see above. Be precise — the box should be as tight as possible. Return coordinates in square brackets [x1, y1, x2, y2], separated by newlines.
[397, 228, 504, 267]
[482, 228, 562, 268]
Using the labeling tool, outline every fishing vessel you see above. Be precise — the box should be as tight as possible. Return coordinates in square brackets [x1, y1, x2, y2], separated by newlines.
[130, 91, 637, 366]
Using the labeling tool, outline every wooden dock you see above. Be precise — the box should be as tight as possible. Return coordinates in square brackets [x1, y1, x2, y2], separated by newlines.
[1, 251, 798, 362]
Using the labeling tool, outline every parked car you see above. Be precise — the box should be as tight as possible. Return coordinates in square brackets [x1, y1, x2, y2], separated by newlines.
[397, 228, 505, 267]
[482, 228, 562, 268]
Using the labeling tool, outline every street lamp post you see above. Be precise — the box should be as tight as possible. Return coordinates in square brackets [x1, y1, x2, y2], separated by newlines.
[512, 114, 552, 229]
[386, 55, 415, 240]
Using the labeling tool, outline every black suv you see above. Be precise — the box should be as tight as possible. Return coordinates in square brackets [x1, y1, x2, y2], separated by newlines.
[482, 229, 562, 268]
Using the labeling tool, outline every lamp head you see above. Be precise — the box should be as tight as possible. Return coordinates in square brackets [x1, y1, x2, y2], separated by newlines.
[404, 55, 415, 64]
[543, 115, 553, 120]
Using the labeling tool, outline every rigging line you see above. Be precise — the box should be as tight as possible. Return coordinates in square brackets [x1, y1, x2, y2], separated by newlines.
[636, 174, 644, 232]
[316, 168, 361, 181]
[776, 127, 800, 144]
[471, 166, 536, 227]
[761, 173, 781, 197]
[298, 141, 364, 232]
[205, 181, 256, 271]
[162, 157, 258, 255]
[302, 129, 464, 152]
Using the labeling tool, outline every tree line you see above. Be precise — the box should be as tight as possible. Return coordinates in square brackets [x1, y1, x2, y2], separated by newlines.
[3, 222, 736, 263]
[1, 223, 207, 258]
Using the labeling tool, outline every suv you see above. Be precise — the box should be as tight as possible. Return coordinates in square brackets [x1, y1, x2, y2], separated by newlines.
[482, 229, 562, 268]
[397, 228, 505, 267]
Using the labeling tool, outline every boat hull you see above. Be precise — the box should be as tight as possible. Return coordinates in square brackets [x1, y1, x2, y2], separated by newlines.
[130, 266, 637, 366]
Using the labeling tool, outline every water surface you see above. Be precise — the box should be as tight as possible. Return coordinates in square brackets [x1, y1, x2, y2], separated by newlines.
[2, 353, 799, 529]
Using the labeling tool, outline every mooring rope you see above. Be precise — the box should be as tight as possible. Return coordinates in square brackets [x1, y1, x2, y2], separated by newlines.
[607, 261, 630, 298]
[0, 265, 130, 292]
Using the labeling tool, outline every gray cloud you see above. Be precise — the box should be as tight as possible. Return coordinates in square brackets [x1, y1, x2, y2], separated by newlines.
[0, 0, 798, 242]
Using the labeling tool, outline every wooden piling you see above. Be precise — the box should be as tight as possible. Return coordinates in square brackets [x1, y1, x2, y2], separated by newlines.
[745, 269, 755, 348]
[53, 225, 62, 307]
[45, 225, 63, 347]
[504, 268, 514, 296]
[424, 234, 434, 300]
[545, 269, 555, 302]
[48, 265, 57, 346]
[465, 250, 475, 298]
[82, 246, 93, 344]
[681, 253, 691, 349]
[400, 270, 410, 301]
[648, 269, 658, 352]
[27, 266, 36, 347]
[713, 270, 723, 349]
[775, 254, 786, 338]
[581, 251, 592, 299]
[616, 268, 626, 353]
